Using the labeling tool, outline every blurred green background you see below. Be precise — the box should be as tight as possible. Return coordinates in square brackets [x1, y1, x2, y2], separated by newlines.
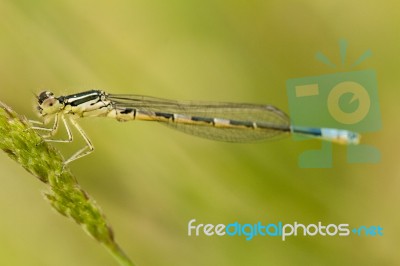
[0, 0, 398, 265]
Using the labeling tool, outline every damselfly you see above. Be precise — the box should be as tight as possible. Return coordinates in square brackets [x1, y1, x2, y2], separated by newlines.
[33, 90, 360, 165]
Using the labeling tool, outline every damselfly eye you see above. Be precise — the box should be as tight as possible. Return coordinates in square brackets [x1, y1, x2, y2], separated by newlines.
[38, 91, 54, 104]
[42, 98, 57, 108]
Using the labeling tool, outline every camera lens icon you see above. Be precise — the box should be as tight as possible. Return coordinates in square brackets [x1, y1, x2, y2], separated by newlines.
[327, 81, 371, 125]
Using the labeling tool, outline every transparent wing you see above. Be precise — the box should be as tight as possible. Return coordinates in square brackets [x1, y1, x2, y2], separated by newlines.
[107, 94, 291, 142]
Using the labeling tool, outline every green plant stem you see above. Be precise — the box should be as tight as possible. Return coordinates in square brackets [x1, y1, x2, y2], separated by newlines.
[0, 101, 134, 266]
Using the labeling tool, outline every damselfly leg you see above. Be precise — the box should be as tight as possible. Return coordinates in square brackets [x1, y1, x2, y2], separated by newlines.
[64, 118, 94, 165]
[31, 114, 94, 165]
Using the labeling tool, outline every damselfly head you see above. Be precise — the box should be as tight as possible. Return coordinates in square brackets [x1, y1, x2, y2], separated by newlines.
[36, 91, 63, 116]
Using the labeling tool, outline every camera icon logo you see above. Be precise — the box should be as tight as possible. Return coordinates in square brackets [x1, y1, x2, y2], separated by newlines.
[286, 41, 381, 168]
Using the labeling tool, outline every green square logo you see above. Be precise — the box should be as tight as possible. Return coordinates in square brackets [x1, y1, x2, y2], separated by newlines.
[286, 69, 381, 168]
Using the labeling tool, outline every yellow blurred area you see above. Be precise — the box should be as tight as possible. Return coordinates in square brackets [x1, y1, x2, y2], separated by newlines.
[0, 0, 399, 265]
